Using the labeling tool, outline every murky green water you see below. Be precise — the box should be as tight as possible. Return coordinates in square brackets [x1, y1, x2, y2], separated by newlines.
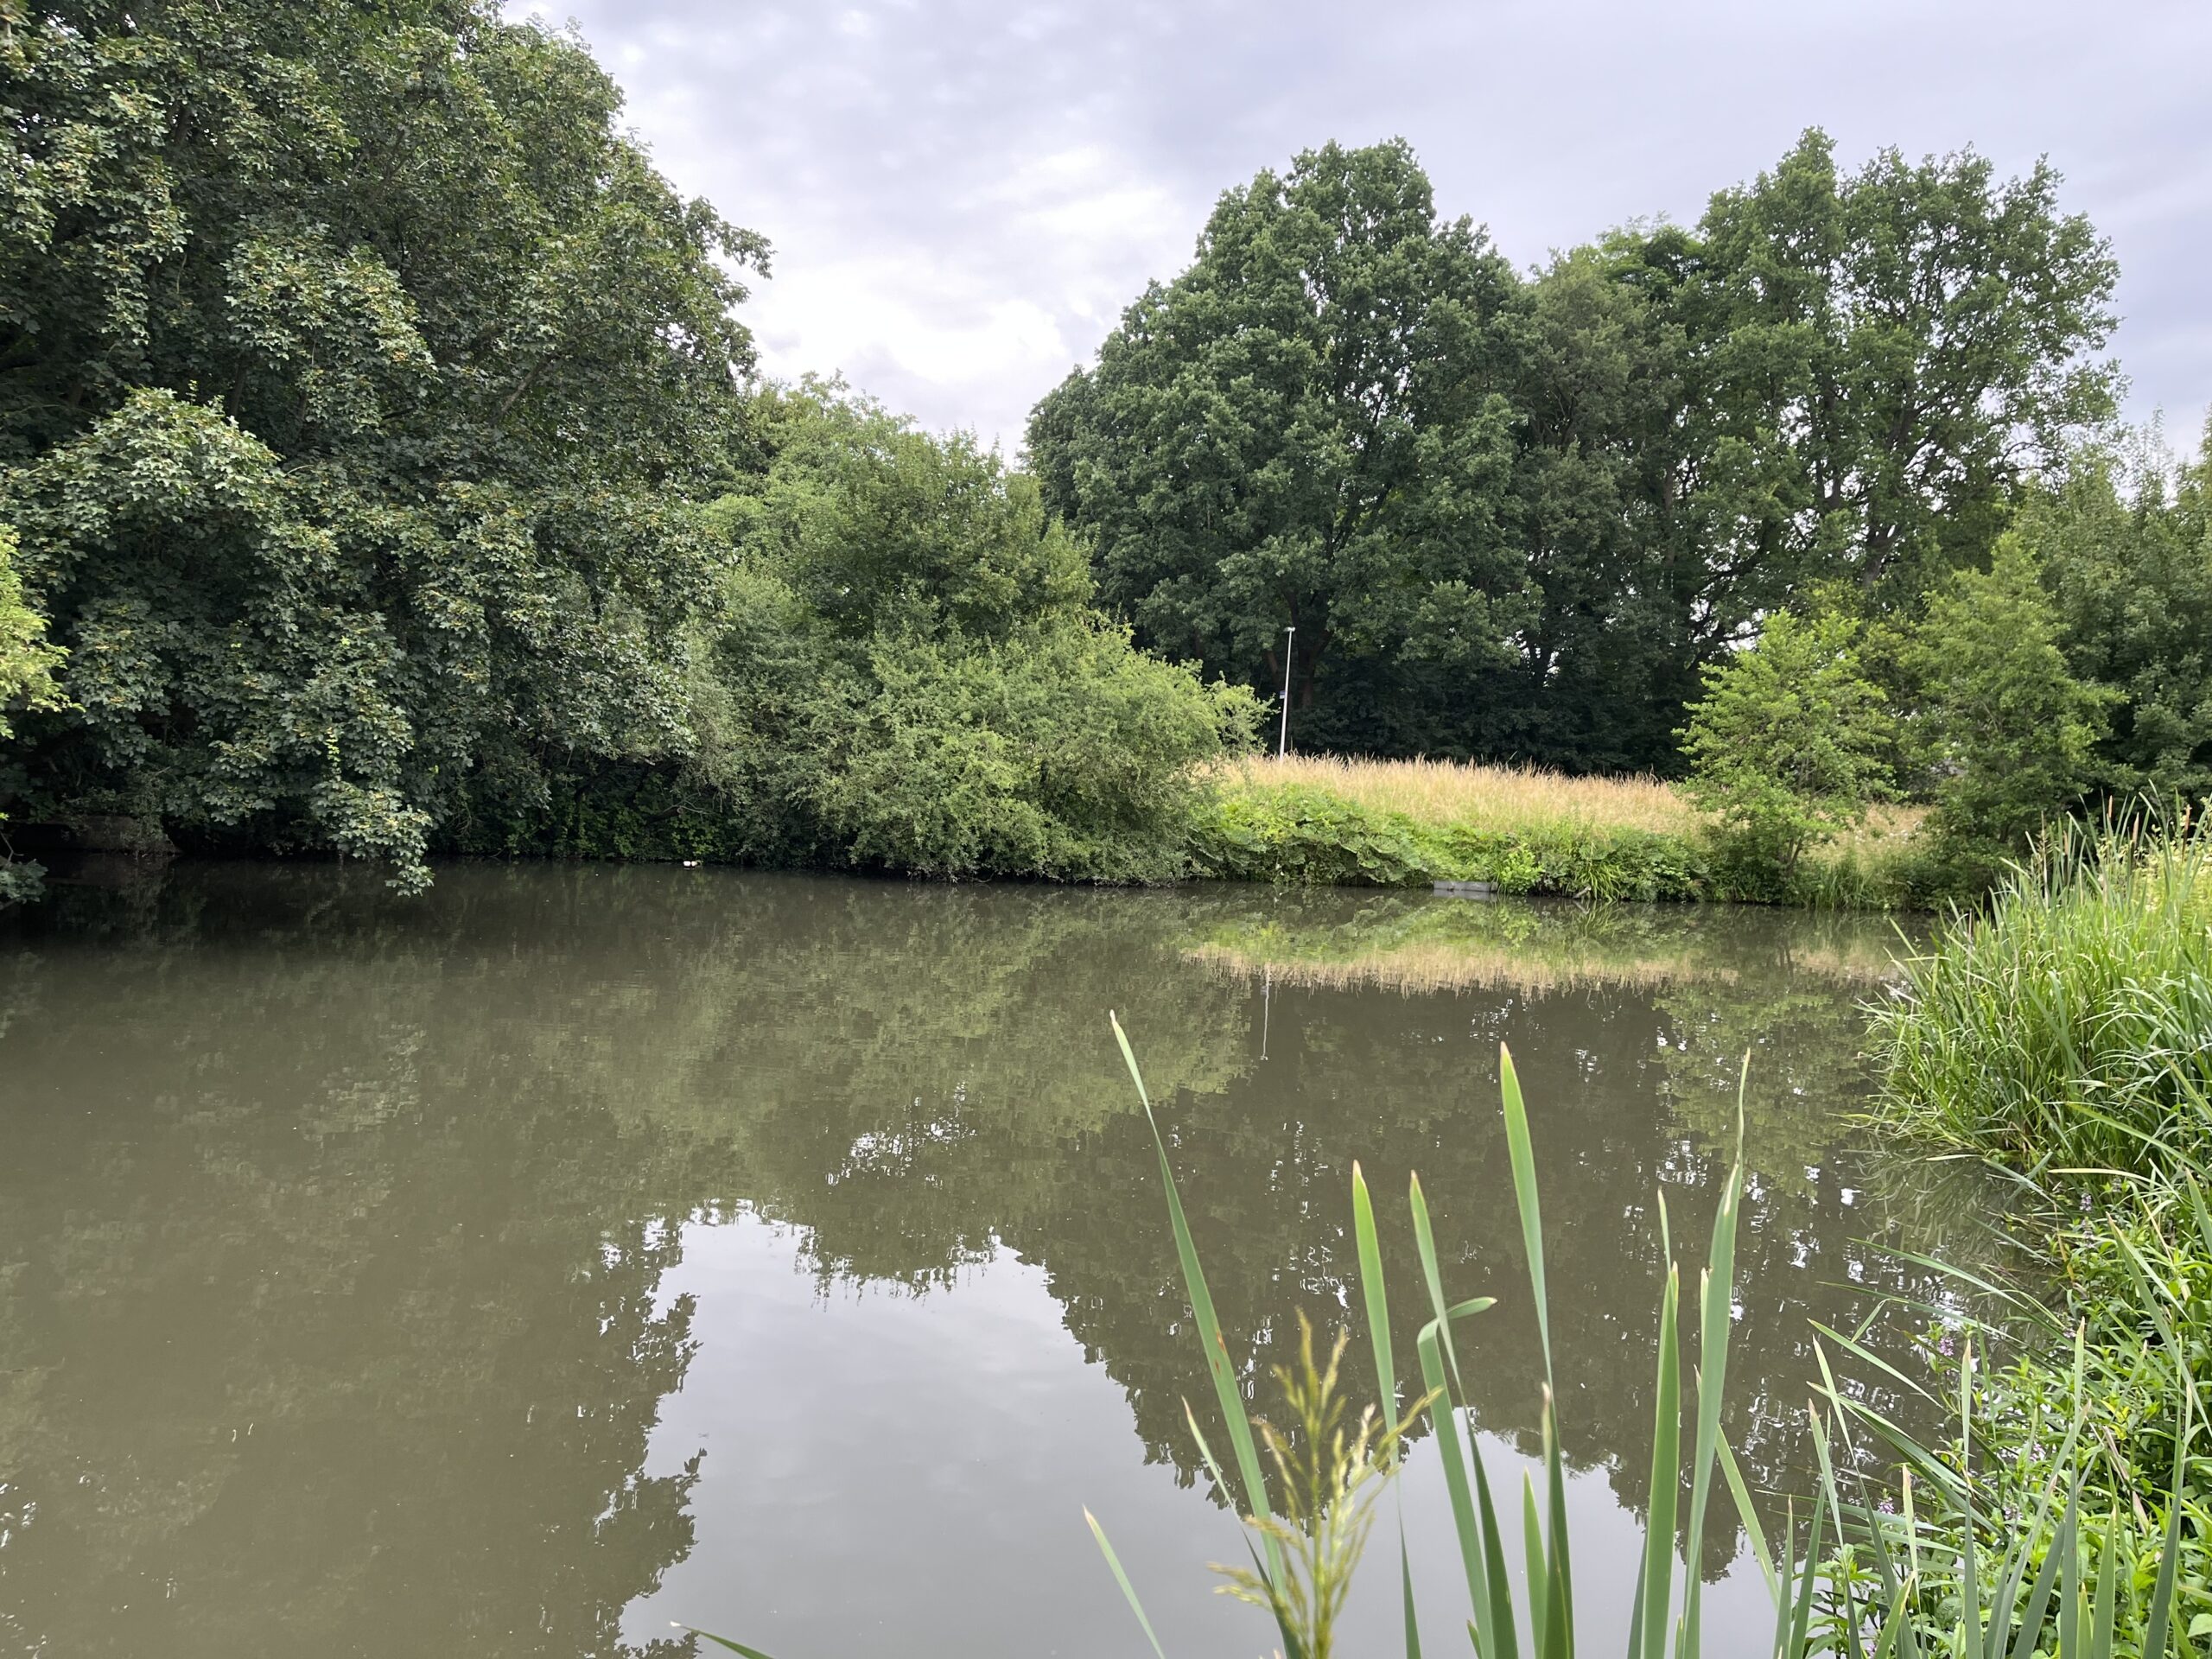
[0, 862, 1998, 1657]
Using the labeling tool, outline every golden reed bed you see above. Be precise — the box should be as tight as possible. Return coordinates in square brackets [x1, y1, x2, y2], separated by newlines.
[1184, 940, 1713, 998]
[1211, 754, 1926, 857]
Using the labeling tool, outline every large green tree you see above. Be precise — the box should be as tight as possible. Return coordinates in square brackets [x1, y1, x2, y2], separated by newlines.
[1487, 132, 2120, 772]
[0, 2, 764, 886]
[1027, 140, 1532, 753]
[1691, 130, 2120, 601]
[1039, 131, 2122, 774]
[2026, 432, 2212, 802]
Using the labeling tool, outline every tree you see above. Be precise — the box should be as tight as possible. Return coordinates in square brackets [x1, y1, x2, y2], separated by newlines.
[2025, 431, 2212, 801]
[693, 385, 1258, 881]
[0, 3, 765, 887]
[0, 524, 63, 739]
[1694, 130, 2120, 602]
[1678, 610, 1894, 882]
[1910, 532, 2113, 855]
[1035, 130, 2119, 774]
[0, 522, 65, 900]
[1027, 140, 1531, 751]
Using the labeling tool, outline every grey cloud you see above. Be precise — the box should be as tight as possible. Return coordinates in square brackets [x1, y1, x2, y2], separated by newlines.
[521, 0, 2212, 454]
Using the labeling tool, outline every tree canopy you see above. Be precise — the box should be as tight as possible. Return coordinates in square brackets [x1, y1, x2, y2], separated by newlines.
[0, 3, 2180, 893]
[1, 1, 762, 886]
[1028, 140, 1531, 753]
[1033, 130, 2122, 774]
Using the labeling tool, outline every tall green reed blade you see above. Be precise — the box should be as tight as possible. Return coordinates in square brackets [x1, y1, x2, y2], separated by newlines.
[2005, 1483, 2073, 1659]
[1541, 1389, 1573, 1659]
[1499, 1046, 1553, 1386]
[2087, 1506, 2116, 1659]
[1677, 1069, 1746, 1659]
[1522, 1473, 1548, 1659]
[1110, 1013, 1284, 1588]
[1402, 1514, 1424, 1659]
[1084, 1509, 1169, 1659]
[1353, 1161, 1399, 1431]
[1630, 1255, 1681, 1659]
[1502, 1044, 1573, 1658]
[1409, 1171, 1515, 1659]
[1772, 1490, 1826, 1659]
[2139, 1362, 2191, 1659]
[2056, 1488, 2081, 1659]
[1416, 1320, 1510, 1659]
[1718, 1437, 1777, 1602]
[1955, 1338, 1984, 1659]
[1806, 1410, 1872, 1659]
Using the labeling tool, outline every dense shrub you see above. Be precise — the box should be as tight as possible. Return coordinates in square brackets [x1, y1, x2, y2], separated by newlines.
[445, 385, 1259, 883]
[0, 5, 762, 888]
[1908, 534, 2115, 868]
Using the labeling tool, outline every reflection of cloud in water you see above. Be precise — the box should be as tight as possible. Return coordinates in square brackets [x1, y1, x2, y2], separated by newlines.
[630, 1214, 1779, 1658]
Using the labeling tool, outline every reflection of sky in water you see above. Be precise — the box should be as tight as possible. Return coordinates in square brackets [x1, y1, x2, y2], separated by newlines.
[627, 1217, 1777, 1656]
[0, 863, 2009, 1657]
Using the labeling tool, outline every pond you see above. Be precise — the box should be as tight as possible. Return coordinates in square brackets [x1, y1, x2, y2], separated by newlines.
[0, 862, 2001, 1657]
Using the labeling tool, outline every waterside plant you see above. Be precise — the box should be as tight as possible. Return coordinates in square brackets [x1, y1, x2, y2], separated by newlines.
[1872, 823, 2212, 1173]
[1077, 1016, 2196, 1659]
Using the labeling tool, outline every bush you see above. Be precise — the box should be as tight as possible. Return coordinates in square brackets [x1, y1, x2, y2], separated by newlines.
[1186, 779, 1714, 899]
[687, 385, 1260, 882]
[1678, 611, 1894, 889]
[802, 620, 1254, 882]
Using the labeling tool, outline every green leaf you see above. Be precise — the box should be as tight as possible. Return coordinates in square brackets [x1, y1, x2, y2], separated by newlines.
[1085, 1508, 1168, 1659]
[1112, 1013, 1282, 1587]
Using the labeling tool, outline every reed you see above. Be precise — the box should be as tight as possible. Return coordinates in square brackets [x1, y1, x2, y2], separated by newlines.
[1194, 755, 1930, 906]
[1083, 1018, 2195, 1658]
[690, 1011, 2200, 1657]
[1209, 755, 1701, 836]
[1872, 823, 2212, 1173]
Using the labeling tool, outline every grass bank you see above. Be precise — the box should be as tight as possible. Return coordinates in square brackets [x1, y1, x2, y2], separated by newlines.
[1864, 827, 2212, 1647]
[1191, 755, 1930, 907]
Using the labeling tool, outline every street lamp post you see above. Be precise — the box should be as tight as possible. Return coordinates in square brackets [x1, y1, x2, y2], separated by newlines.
[1277, 625, 1295, 758]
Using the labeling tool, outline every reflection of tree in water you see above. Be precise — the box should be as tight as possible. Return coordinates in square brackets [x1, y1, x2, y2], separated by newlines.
[0, 867, 1991, 1637]
[0, 865, 1257, 1656]
[1014, 977, 1974, 1580]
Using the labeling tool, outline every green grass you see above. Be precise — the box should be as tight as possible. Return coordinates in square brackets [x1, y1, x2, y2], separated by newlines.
[1859, 821, 2212, 1650]
[1872, 825, 2212, 1173]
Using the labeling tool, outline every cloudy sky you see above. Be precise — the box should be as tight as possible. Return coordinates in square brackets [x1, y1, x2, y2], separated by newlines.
[512, 1, 2211, 456]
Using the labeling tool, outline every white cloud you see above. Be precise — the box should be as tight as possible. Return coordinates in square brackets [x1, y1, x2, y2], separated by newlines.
[513, 0, 2212, 452]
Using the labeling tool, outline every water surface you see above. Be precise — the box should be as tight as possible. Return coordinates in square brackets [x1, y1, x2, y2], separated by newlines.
[0, 863, 1993, 1656]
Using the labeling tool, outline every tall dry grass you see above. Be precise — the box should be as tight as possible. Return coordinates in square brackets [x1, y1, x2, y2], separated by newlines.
[1212, 753, 1926, 861]
[1212, 754, 1698, 833]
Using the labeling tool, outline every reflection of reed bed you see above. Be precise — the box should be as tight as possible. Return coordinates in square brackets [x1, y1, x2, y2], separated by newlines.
[1180, 898, 1912, 1000]
[1185, 938, 1716, 997]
